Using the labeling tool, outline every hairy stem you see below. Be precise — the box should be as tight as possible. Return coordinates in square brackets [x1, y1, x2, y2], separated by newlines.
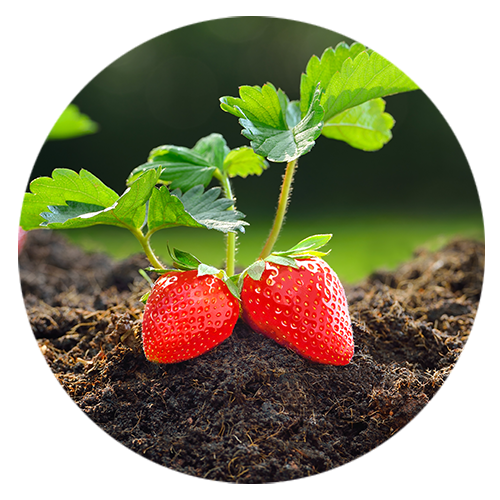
[259, 159, 297, 259]
[215, 170, 237, 276]
[130, 227, 165, 270]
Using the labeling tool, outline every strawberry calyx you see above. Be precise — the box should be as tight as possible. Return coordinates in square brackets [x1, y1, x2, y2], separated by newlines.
[271, 233, 332, 260]
[140, 246, 241, 303]
[262, 232, 332, 270]
[141, 234, 331, 304]
[236, 233, 333, 289]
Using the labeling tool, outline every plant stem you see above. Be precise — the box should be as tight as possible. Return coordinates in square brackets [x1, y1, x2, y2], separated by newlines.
[130, 227, 165, 270]
[215, 170, 237, 276]
[226, 231, 236, 277]
[259, 159, 297, 259]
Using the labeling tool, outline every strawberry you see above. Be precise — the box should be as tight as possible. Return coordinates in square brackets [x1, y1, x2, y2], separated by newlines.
[239, 235, 354, 365]
[141, 249, 240, 363]
[142, 270, 239, 363]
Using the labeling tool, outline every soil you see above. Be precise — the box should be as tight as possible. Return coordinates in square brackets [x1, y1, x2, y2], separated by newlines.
[19, 230, 484, 484]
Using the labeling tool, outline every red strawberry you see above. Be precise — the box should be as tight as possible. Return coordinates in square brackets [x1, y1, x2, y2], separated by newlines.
[142, 270, 240, 363]
[241, 257, 353, 365]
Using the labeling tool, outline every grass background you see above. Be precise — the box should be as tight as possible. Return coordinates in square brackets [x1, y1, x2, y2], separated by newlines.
[62, 210, 483, 284]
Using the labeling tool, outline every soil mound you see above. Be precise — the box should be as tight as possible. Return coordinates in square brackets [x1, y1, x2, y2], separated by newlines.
[19, 230, 484, 483]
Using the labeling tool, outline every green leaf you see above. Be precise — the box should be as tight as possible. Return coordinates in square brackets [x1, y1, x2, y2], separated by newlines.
[220, 83, 288, 130]
[25, 167, 249, 237]
[127, 144, 216, 192]
[173, 186, 248, 233]
[222, 147, 269, 178]
[40, 201, 108, 225]
[322, 98, 394, 151]
[23, 168, 161, 231]
[220, 84, 324, 162]
[18, 94, 98, 148]
[147, 185, 204, 232]
[321, 50, 419, 122]
[192, 133, 229, 171]
[148, 184, 248, 234]
[300, 42, 368, 118]
[21, 168, 119, 230]
[128, 133, 270, 189]
[220, 43, 417, 160]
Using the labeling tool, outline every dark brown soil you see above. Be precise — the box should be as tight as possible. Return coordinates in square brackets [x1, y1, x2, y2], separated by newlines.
[18, 230, 484, 483]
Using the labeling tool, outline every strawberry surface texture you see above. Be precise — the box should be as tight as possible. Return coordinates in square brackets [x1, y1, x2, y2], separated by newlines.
[241, 258, 354, 365]
[142, 270, 240, 363]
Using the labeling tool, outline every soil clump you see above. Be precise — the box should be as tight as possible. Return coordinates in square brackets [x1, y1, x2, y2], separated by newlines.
[19, 230, 484, 483]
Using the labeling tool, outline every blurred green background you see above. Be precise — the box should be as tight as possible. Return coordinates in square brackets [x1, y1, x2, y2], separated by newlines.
[28, 17, 483, 283]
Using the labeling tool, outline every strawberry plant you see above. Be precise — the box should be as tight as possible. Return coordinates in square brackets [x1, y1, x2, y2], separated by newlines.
[20, 41, 418, 365]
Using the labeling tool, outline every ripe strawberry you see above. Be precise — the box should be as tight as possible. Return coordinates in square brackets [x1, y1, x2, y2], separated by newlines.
[241, 257, 354, 365]
[142, 270, 240, 363]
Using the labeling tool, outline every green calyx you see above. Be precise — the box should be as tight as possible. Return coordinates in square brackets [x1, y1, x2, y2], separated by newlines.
[270, 233, 332, 261]
[148, 234, 331, 303]
[140, 246, 241, 301]
[235, 234, 332, 290]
